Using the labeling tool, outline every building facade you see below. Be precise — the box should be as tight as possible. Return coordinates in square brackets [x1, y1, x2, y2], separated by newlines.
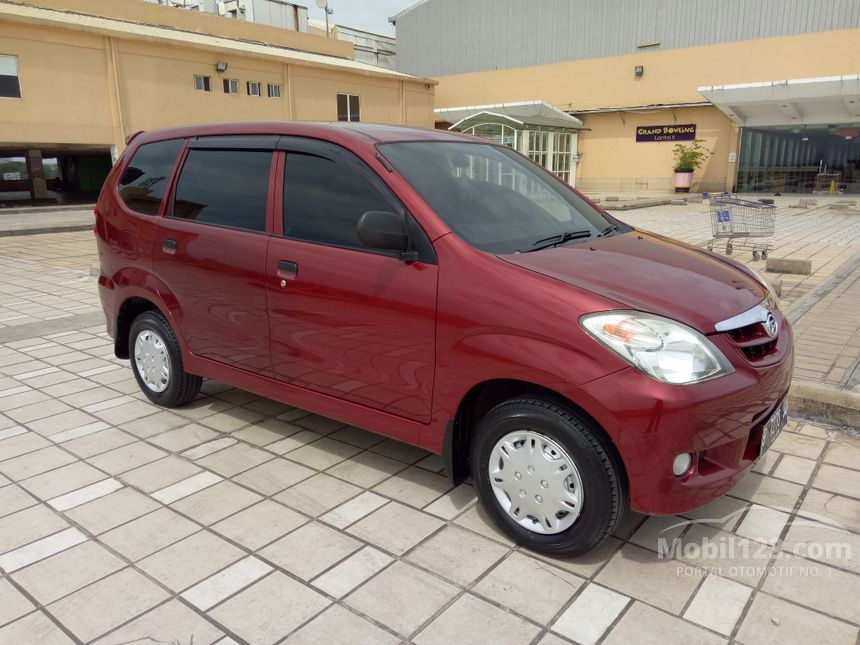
[0, 0, 435, 204]
[393, 0, 860, 194]
[144, 0, 309, 31]
[308, 19, 397, 70]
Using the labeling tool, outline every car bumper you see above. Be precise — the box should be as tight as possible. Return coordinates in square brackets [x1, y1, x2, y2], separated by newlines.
[575, 326, 794, 515]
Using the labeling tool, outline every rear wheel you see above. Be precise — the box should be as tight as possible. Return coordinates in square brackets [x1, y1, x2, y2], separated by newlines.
[130, 311, 201, 408]
[471, 397, 627, 556]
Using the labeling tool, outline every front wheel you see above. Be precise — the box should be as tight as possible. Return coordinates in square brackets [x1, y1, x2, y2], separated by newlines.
[470, 397, 627, 556]
[130, 311, 202, 408]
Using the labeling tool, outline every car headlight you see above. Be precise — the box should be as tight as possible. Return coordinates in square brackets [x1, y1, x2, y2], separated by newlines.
[580, 311, 734, 384]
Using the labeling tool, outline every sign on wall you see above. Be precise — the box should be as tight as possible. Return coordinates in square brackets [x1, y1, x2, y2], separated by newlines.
[635, 124, 696, 142]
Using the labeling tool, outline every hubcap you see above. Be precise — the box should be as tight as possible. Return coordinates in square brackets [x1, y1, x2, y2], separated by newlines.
[134, 329, 170, 393]
[488, 430, 583, 534]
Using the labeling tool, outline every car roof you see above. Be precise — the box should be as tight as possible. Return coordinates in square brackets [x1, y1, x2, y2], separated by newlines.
[130, 121, 477, 147]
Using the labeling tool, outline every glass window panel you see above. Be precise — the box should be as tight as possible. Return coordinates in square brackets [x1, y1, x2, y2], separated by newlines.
[118, 139, 184, 216]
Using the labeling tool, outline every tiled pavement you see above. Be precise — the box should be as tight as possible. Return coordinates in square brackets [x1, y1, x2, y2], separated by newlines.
[1, 325, 859, 644]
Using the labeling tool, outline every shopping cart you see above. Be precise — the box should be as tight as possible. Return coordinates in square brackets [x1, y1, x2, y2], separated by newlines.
[706, 196, 775, 260]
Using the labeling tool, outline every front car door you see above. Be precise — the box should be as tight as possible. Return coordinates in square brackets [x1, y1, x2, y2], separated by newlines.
[266, 138, 438, 426]
[152, 136, 276, 376]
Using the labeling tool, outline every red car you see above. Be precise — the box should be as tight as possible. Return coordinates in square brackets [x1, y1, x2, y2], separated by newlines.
[95, 122, 793, 555]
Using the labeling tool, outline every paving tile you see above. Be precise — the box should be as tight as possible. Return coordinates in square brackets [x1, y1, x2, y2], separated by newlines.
[267, 429, 322, 455]
[11, 540, 125, 605]
[0, 527, 87, 573]
[629, 515, 688, 552]
[770, 431, 827, 460]
[679, 524, 771, 586]
[781, 519, 859, 573]
[368, 438, 431, 464]
[198, 407, 267, 433]
[210, 571, 330, 643]
[294, 413, 347, 435]
[0, 505, 71, 556]
[119, 410, 188, 438]
[231, 423, 290, 446]
[0, 484, 36, 518]
[551, 582, 629, 644]
[348, 501, 444, 556]
[171, 480, 262, 525]
[100, 508, 199, 561]
[0, 425, 28, 441]
[321, 491, 388, 529]
[0, 577, 35, 627]
[93, 598, 224, 645]
[49, 421, 109, 444]
[683, 574, 752, 635]
[453, 505, 516, 547]
[772, 454, 817, 484]
[62, 428, 136, 459]
[811, 463, 860, 498]
[329, 425, 386, 449]
[194, 442, 274, 477]
[181, 437, 237, 460]
[822, 436, 860, 470]
[27, 410, 101, 437]
[286, 437, 363, 470]
[603, 601, 723, 645]
[0, 611, 74, 645]
[260, 521, 362, 580]
[738, 592, 859, 644]
[87, 441, 166, 475]
[119, 456, 202, 493]
[212, 500, 308, 550]
[735, 504, 791, 544]
[415, 593, 540, 645]
[311, 546, 393, 599]
[345, 561, 458, 637]
[596, 544, 704, 614]
[798, 489, 860, 533]
[46, 568, 169, 642]
[424, 483, 478, 520]
[406, 525, 508, 585]
[728, 472, 803, 512]
[288, 604, 399, 645]
[137, 530, 245, 592]
[48, 478, 123, 511]
[372, 466, 451, 508]
[474, 552, 584, 624]
[149, 423, 220, 452]
[761, 555, 860, 623]
[232, 458, 315, 495]
[182, 556, 273, 610]
[0, 445, 76, 481]
[65, 487, 160, 535]
[326, 450, 406, 487]
[152, 471, 222, 504]
[275, 473, 361, 516]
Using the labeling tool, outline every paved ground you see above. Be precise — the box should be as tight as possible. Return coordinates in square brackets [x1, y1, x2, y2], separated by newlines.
[0, 208, 94, 237]
[1, 207, 859, 644]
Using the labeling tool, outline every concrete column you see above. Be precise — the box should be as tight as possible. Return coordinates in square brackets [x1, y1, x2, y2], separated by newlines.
[26, 149, 48, 200]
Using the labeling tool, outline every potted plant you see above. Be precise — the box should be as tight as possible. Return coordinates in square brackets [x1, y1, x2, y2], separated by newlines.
[672, 139, 709, 193]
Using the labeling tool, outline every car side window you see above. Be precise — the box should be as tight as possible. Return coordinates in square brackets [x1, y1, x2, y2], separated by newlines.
[118, 139, 184, 215]
[282, 150, 395, 250]
[172, 149, 271, 233]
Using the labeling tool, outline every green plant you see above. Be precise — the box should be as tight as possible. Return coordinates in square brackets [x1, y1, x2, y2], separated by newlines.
[672, 139, 710, 172]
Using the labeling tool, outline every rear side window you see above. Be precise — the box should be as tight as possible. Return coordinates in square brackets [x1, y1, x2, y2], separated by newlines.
[172, 149, 271, 232]
[118, 139, 183, 215]
[283, 152, 392, 249]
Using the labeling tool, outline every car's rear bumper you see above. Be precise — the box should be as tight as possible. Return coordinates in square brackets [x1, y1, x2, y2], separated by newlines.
[576, 326, 794, 515]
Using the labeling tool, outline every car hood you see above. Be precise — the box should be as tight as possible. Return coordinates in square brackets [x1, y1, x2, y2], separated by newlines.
[499, 230, 766, 332]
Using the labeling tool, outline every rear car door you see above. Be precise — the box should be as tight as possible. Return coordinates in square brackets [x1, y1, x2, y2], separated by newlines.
[153, 136, 276, 376]
[266, 138, 438, 425]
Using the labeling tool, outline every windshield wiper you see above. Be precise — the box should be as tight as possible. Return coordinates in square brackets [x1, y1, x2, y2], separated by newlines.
[600, 223, 620, 236]
[524, 229, 593, 252]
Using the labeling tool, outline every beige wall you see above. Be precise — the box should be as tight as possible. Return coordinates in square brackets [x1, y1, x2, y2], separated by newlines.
[0, 19, 435, 153]
[577, 107, 737, 192]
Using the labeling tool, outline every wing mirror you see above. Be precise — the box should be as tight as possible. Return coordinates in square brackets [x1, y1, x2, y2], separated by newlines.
[357, 211, 413, 260]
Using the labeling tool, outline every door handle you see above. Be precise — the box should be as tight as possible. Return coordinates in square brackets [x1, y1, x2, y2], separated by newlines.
[163, 238, 177, 254]
[277, 260, 298, 287]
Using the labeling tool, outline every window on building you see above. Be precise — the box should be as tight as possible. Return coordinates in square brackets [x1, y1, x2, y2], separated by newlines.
[173, 149, 271, 232]
[267, 83, 282, 98]
[247, 81, 261, 97]
[118, 139, 184, 216]
[553, 132, 573, 182]
[337, 93, 360, 122]
[283, 149, 393, 250]
[223, 78, 239, 94]
[0, 55, 22, 99]
[193, 74, 211, 92]
[528, 131, 550, 169]
[0, 156, 27, 180]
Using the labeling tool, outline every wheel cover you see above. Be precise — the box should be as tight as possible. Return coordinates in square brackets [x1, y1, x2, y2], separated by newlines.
[488, 430, 584, 535]
[134, 329, 171, 393]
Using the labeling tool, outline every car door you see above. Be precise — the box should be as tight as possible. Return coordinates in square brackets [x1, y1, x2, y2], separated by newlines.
[266, 138, 438, 424]
[153, 136, 276, 376]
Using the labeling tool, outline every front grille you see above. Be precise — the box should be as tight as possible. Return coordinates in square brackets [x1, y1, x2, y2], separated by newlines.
[726, 322, 778, 362]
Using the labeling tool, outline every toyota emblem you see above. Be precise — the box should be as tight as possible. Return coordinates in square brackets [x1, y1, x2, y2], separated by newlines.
[763, 312, 779, 338]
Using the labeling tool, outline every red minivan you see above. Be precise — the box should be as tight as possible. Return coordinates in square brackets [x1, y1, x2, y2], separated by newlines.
[95, 122, 793, 555]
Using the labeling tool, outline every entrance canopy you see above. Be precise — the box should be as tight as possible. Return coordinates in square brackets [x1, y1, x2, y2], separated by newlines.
[434, 100, 584, 130]
[699, 75, 860, 128]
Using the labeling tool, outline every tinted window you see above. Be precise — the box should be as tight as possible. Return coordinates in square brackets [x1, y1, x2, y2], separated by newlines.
[378, 141, 615, 254]
[283, 152, 392, 249]
[118, 139, 184, 215]
[173, 149, 271, 232]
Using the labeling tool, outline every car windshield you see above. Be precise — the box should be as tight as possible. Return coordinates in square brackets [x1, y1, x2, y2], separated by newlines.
[378, 141, 616, 254]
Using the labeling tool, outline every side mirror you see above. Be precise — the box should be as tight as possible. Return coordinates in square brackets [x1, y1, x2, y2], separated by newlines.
[357, 211, 408, 252]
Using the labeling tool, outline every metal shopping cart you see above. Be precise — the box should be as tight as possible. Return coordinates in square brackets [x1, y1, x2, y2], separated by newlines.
[706, 196, 776, 261]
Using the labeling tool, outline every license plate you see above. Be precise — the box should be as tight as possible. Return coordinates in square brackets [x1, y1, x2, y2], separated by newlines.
[760, 398, 788, 456]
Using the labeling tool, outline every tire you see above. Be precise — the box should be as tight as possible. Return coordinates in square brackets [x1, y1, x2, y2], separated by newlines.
[129, 311, 202, 408]
[471, 397, 627, 556]
[761, 251, 768, 260]
[752, 251, 760, 261]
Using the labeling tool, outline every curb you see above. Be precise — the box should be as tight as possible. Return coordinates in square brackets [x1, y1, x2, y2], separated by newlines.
[0, 224, 93, 237]
[790, 379, 860, 430]
[0, 203, 96, 214]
